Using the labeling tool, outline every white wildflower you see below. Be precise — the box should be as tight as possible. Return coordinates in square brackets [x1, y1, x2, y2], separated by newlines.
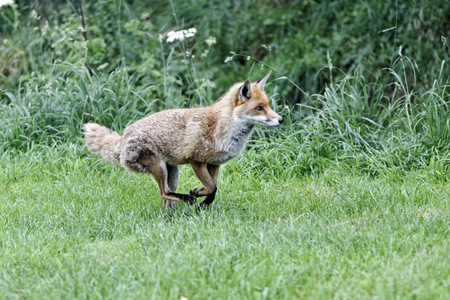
[30, 10, 38, 19]
[166, 31, 179, 42]
[205, 37, 216, 46]
[0, 0, 14, 8]
[261, 44, 271, 52]
[224, 56, 233, 63]
[166, 28, 197, 43]
[201, 49, 209, 58]
[187, 28, 196, 36]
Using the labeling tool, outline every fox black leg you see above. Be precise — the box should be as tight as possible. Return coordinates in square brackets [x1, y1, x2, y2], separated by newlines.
[168, 192, 196, 205]
[198, 190, 216, 209]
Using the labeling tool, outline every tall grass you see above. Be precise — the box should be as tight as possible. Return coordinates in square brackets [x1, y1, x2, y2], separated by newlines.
[228, 56, 450, 178]
[1, 53, 449, 178]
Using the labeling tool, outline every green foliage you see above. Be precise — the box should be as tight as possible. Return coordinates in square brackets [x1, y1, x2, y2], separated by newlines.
[1, 0, 448, 96]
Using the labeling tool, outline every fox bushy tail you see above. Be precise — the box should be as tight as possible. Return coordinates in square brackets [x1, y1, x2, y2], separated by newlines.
[83, 123, 122, 165]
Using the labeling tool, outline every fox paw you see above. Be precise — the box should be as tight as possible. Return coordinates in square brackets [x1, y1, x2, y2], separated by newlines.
[197, 192, 216, 210]
[168, 192, 196, 205]
[190, 188, 202, 197]
[183, 194, 196, 205]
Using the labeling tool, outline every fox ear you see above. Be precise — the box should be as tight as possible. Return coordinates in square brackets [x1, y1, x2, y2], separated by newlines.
[238, 79, 253, 100]
[255, 70, 271, 91]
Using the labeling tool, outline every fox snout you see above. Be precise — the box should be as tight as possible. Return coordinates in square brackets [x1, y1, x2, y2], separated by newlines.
[263, 107, 284, 127]
[264, 116, 284, 127]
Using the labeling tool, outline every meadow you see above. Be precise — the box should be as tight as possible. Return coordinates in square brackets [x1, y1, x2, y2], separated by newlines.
[0, 0, 449, 299]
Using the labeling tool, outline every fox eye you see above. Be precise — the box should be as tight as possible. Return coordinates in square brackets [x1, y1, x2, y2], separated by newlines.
[255, 106, 264, 111]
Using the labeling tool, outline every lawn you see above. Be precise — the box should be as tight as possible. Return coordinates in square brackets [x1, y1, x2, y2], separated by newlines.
[1, 146, 449, 299]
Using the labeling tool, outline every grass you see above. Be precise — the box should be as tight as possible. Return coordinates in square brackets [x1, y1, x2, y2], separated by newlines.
[0, 59, 449, 298]
[0, 145, 449, 299]
[0, 60, 449, 298]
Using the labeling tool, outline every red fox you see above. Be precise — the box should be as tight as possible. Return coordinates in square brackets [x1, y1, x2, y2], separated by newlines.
[83, 71, 283, 209]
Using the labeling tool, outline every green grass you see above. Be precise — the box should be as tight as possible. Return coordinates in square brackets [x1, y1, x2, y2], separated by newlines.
[0, 58, 449, 299]
[0, 60, 449, 298]
[1, 145, 449, 299]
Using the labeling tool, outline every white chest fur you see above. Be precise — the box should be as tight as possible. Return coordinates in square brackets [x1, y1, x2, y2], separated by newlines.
[211, 121, 254, 164]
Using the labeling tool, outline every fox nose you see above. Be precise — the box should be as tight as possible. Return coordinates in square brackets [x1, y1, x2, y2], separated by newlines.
[278, 118, 284, 124]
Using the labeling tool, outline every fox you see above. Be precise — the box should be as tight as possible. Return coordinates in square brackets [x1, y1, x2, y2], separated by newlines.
[83, 71, 283, 209]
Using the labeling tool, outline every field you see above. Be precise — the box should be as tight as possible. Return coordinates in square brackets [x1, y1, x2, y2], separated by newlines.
[1, 146, 449, 299]
[1, 0, 449, 299]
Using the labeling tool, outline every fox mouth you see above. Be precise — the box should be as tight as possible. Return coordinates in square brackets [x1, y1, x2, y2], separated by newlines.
[246, 116, 284, 127]
[258, 118, 283, 127]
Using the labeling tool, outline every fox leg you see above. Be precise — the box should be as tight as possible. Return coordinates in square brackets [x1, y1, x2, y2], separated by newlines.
[165, 164, 179, 210]
[198, 164, 220, 208]
[142, 157, 195, 206]
[189, 162, 219, 202]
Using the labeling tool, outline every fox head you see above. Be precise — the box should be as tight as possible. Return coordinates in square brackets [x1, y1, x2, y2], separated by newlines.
[233, 71, 284, 127]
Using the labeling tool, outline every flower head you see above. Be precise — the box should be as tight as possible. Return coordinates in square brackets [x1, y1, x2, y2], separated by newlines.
[0, 0, 14, 8]
[166, 28, 196, 43]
